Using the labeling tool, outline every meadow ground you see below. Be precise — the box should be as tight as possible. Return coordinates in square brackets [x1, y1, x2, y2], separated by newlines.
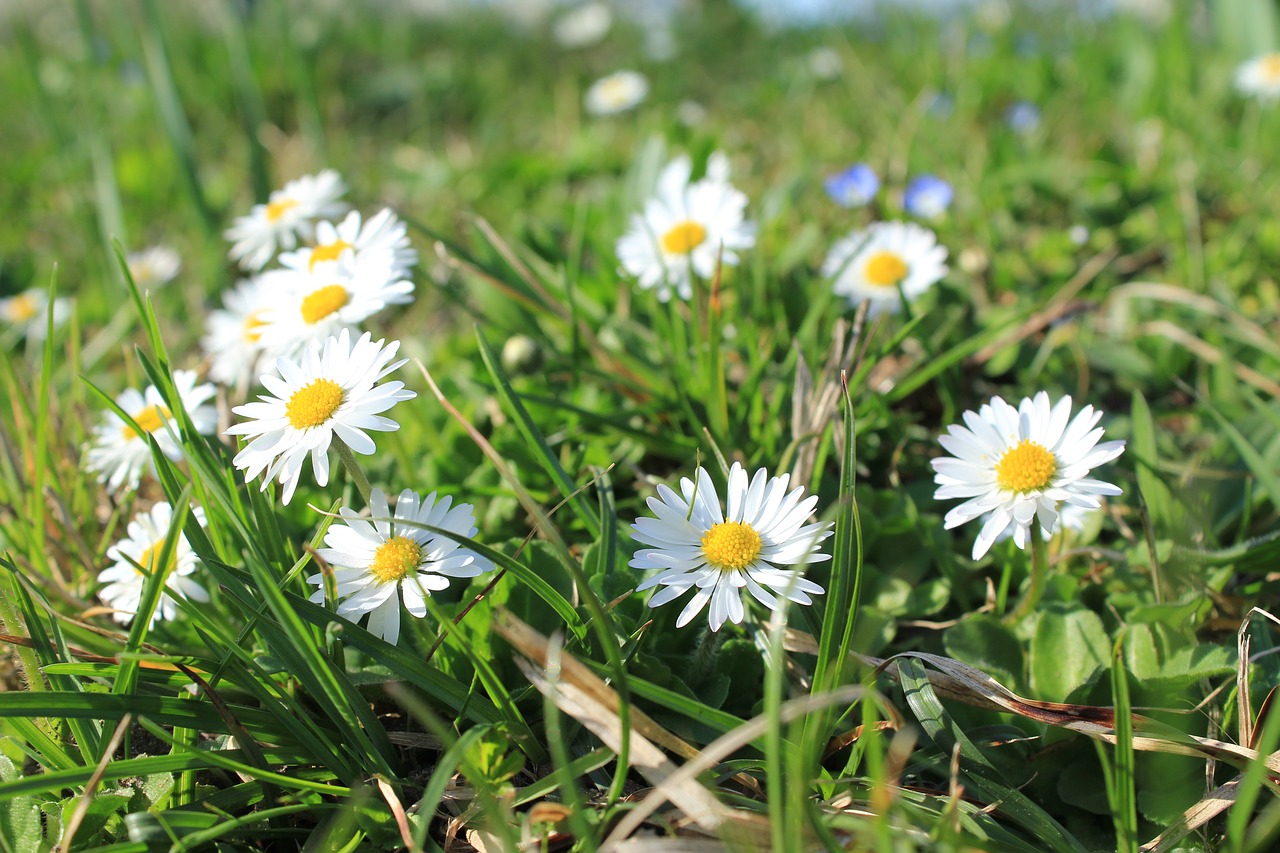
[3, 0, 1280, 850]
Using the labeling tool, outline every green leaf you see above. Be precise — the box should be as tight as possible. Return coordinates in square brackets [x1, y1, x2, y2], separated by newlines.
[59, 792, 130, 845]
[1030, 606, 1110, 703]
[944, 614, 1026, 687]
[0, 751, 50, 853]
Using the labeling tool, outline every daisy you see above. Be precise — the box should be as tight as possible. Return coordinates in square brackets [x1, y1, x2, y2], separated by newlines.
[931, 392, 1126, 561]
[126, 245, 181, 290]
[554, 1, 611, 49]
[226, 330, 416, 505]
[98, 502, 210, 627]
[202, 273, 284, 388]
[255, 260, 414, 362]
[823, 221, 948, 318]
[83, 370, 218, 495]
[903, 174, 953, 219]
[824, 163, 879, 208]
[225, 170, 349, 271]
[278, 208, 417, 281]
[1236, 53, 1280, 100]
[584, 70, 649, 116]
[991, 500, 1099, 545]
[616, 152, 756, 302]
[630, 462, 831, 632]
[0, 288, 71, 340]
[308, 488, 493, 645]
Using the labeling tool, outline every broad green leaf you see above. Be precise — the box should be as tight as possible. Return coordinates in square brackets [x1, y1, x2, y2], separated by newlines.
[1030, 606, 1110, 702]
[944, 613, 1026, 687]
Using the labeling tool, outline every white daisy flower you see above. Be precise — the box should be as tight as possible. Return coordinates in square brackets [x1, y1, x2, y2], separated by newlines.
[932, 392, 1126, 561]
[308, 488, 494, 645]
[616, 152, 756, 302]
[225, 170, 349, 271]
[225, 330, 416, 506]
[991, 500, 1100, 545]
[255, 260, 414, 362]
[0, 288, 71, 340]
[1236, 53, 1280, 100]
[584, 70, 649, 116]
[278, 208, 417, 281]
[554, 1, 611, 49]
[98, 502, 210, 627]
[83, 370, 218, 495]
[823, 221, 948, 318]
[202, 273, 287, 388]
[126, 245, 181, 290]
[630, 462, 831, 632]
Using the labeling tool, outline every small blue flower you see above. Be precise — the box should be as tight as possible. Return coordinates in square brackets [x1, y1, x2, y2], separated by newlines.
[1005, 101, 1041, 134]
[824, 163, 879, 208]
[904, 174, 953, 219]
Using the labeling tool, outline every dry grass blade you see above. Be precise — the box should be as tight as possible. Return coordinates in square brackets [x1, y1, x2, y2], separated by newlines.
[601, 682, 874, 850]
[777, 625, 1280, 775]
[57, 713, 131, 851]
[1140, 777, 1241, 853]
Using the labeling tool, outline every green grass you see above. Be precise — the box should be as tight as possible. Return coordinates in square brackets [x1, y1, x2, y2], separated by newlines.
[3, 0, 1280, 850]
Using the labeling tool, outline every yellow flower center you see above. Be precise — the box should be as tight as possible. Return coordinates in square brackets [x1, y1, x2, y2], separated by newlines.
[995, 439, 1057, 492]
[122, 404, 171, 440]
[285, 379, 344, 429]
[266, 198, 298, 222]
[1263, 54, 1280, 82]
[700, 521, 763, 572]
[243, 310, 267, 343]
[864, 251, 909, 287]
[308, 239, 354, 271]
[661, 221, 708, 255]
[370, 535, 422, 583]
[300, 284, 349, 325]
[5, 293, 39, 323]
[135, 541, 168, 575]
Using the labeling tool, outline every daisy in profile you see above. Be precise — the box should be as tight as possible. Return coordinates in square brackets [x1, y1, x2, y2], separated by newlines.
[226, 330, 416, 505]
[126, 245, 181, 290]
[616, 152, 756, 302]
[903, 174, 953, 219]
[225, 170, 349, 271]
[98, 502, 210, 627]
[932, 392, 1125, 560]
[0, 288, 71, 340]
[1236, 53, 1280, 100]
[83, 370, 217, 495]
[308, 487, 493, 645]
[823, 221, 948, 318]
[256, 261, 414, 361]
[202, 273, 283, 388]
[279, 208, 417, 281]
[584, 70, 649, 116]
[630, 462, 831, 632]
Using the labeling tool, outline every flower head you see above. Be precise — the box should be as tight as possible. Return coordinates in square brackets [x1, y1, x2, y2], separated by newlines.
[903, 174, 953, 219]
[1005, 101, 1041, 134]
[616, 152, 757, 302]
[554, 2, 611, 48]
[308, 488, 494, 645]
[202, 273, 283, 388]
[932, 392, 1125, 560]
[1236, 53, 1280, 100]
[83, 370, 217, 495]
[0, 288, 70, 340]
[824, 163, 879, 208]
[823, 221, 948, 318]
[225, 330, 416, 505]
[584, 70, 649, 116]
[99, 502, 210, 626]
[127, 245, 182, 290]
[225, 170, 349, 271]
[278, 208, 417, 282]
[630, 462, 830, 632]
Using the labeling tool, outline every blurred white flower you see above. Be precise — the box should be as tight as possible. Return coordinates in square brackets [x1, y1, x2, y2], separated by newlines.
[1236, 53, 1280, 100]
[616, 152, 756, 301]
[554, 2, 611, 48]
[0, 288, 70, 340]
[807, 46, 843, 80]
[584, 70, 649, 116]
[99, 502, 209, 627]
[127, 245, 182, 290]
[824, 221, 948, 318]
[203, 273, 282, 388]
[225, 170, 349, 271]
[278, 208, 417, 281]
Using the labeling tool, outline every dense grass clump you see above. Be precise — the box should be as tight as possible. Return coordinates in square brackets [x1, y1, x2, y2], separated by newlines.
[3, 1, 1280, 850]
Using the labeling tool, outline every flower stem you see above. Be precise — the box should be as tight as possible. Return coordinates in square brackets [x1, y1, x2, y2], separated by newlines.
[331, 435, 372, 504]
[1008, 518, 1047, 623]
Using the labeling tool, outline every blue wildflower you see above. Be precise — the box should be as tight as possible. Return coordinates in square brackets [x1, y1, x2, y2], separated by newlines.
[824, 164, 879, 208]
[904, 174, 953, 219]
[1005, 101, 1041, 134]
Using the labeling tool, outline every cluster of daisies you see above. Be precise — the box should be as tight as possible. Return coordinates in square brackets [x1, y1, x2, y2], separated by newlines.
[82, 158, 1127, 646]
